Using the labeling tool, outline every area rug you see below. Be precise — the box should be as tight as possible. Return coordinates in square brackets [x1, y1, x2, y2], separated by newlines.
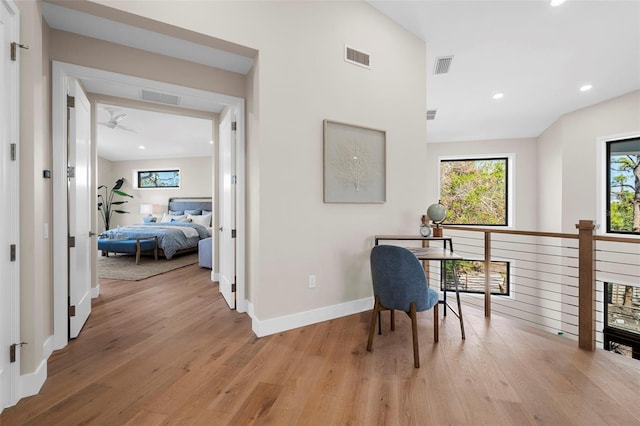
[98, 252, 199, 281]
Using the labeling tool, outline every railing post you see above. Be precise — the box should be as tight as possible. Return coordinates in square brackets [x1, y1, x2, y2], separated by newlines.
[576, 220, 596, 351]
[484, 231, 491, 318]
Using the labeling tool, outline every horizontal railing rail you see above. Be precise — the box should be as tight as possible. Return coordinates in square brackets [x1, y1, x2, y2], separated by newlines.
[440, 220, 640, 351]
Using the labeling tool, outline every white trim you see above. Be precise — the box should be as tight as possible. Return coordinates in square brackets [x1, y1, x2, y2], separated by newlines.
[211, 271, 220, 282]
[249, 297, 374, 337]
[91, 284, 100, 298]
[18, 336, 52, 401]
[52, 61, 248, 349]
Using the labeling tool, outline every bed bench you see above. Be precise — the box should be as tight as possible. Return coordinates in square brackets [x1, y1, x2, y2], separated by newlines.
[98, 236, 158, 265]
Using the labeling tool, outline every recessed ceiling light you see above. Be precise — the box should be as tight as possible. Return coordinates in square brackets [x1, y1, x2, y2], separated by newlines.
[209, 140, 214, 145]
[550, 0, 566, 7]
[579, 84, 593, 92]
[138, 145, 145, 150]
[492, 93, 504, 100]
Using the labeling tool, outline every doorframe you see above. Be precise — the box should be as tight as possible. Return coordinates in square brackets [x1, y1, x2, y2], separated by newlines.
[1, 0, 20, 410]
[52, 61, 247, 350]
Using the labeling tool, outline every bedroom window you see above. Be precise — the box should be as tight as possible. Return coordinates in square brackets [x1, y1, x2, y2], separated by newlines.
[606, 137, 640, 235]
[135, 169, 181, 189]
[439, 156, 510, 226]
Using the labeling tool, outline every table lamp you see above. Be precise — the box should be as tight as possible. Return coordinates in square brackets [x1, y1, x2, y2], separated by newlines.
[427, 200, 447, 237]
[140, 203, 156, 223]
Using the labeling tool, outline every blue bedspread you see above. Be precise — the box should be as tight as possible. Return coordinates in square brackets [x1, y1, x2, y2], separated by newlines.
[105, 222, 211, 259]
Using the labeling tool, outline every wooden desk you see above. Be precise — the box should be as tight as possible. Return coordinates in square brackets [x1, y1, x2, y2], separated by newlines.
[374, 235, 465, 340]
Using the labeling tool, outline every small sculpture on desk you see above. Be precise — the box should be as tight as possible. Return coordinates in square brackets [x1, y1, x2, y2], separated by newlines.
[427, 200, 447, 237]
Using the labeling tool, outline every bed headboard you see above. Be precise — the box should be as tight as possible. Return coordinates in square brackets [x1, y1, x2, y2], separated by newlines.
[168, 197, 213, 214]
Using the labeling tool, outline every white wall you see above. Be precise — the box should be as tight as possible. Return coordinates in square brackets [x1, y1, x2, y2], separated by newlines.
[426, 138, 538, 232]
[89, 1, 429, 324]
[99, 156, 213, 228]
[537, 120, 563, 231]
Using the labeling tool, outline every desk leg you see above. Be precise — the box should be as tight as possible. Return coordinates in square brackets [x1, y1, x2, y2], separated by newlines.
[378, 311, 381, 335]
[452, 260, 466, 340]
[442, 260, 447, 316]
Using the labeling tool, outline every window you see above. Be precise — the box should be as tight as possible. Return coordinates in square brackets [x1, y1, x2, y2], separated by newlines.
[606, 137, 640, 234]
[135, 169, 181, 189]
[439, 157, 509, 225]
[443, 260, 510, 296]
[604, 282, 640, 359]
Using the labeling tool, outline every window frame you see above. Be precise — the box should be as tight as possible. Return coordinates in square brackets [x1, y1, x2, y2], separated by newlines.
[604, 136, 640, 235]
[438, 154, 514, 227]
[133, 168, 182, 189]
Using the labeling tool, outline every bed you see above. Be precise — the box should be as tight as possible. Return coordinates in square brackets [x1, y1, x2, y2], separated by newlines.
[102, 197, 213, 259]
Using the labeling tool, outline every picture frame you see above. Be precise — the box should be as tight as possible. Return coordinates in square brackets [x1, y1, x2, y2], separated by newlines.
[323, 119, 386, 203]
[134, 168, 181, 189]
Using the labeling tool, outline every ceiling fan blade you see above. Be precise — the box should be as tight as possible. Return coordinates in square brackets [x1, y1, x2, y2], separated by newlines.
[118, 124, 138, 133]
[99, 121, 117, 129]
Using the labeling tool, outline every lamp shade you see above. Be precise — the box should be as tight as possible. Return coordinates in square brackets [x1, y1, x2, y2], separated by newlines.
[139, 203, 153, 216]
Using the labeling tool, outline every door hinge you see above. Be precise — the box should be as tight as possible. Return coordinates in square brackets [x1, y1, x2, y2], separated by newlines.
[9, 342, 27, 363]
[68, 305, 76, 317]
[231, 121, 237, 131]
[68, 236, 76, 248]
[231, 283, 237, 292]
[10, 143, 16, 161]
[231, 175, 237, 184]
[10, 42, 29, 61]
[67, 95, 75, 108]
[231, 229, 236, 238]
[10, 244, 16, 261]
[67, 166, 75, 178]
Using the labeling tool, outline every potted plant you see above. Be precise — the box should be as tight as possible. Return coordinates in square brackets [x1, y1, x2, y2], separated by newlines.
[98, 178, 134, 230]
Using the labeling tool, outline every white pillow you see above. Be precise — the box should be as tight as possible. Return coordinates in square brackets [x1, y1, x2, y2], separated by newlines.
[188, 214, 210, 227]
[160, 213, 186, 223]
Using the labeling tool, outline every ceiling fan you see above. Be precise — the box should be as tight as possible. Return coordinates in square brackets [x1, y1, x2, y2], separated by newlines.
[99, 107, 138, 133]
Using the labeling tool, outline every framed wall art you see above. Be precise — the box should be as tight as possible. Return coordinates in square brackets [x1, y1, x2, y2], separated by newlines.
[323, 119, 386, 203]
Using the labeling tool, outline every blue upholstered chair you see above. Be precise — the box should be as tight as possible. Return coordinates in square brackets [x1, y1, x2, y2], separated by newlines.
[367, 245, 439, 368]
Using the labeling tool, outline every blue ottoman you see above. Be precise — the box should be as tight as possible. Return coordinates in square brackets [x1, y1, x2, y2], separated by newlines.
[98, 236, 158, 265]
[198, 237, 213, 269]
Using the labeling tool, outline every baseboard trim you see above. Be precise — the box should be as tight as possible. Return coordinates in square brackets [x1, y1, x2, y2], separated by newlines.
[250, 297, 373, 337]
[211, 271, 219, 281]
[91, 284, 100, 298]
[19, 335, 53, 400]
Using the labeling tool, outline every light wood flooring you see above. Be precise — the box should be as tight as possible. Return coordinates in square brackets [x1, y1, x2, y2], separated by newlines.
[2, 263, 640, 425]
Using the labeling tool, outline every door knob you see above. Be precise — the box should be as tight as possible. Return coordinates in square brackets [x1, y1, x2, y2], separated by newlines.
[89, 231, 97, 237]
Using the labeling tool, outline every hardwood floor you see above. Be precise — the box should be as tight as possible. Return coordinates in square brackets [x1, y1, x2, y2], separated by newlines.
[2, 264, 640, 425]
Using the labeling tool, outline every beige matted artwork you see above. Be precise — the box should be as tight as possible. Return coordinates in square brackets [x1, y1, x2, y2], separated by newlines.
[323, 119, 386, 203]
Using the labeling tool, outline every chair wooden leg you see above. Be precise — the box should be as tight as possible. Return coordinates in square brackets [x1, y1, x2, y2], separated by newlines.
[409, 302, 420, 368]
[367, 297, 380, 351]
[390, 309, 395, 331]
[433, 303, 439, 343]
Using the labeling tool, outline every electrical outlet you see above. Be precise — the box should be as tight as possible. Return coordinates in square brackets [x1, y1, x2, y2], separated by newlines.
[308, 275, 317, 288]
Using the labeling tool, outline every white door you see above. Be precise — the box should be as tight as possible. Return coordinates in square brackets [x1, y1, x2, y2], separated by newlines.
[67, 80, 92, 338]
[218, 111, 236, 308]
[0, 0, 19, 412]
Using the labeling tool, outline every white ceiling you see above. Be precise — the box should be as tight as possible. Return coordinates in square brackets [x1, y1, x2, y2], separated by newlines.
[96, 104, 213, 162]
[370, 0, 640, 143]
[43, 0, 640, 153]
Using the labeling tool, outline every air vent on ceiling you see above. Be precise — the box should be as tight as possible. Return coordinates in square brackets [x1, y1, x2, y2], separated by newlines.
[426, 109, 437, 120]
[434, 56, 454, 75]
[344, 45, 371, 69]
[140, 89, 180, 105]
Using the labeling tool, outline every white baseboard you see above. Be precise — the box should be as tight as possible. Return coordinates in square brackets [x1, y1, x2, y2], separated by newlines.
[91, 284, 100, 298]
[249, 297, 373, 337]
[211, 271, 219, 281]
[19, 335, 53, 400]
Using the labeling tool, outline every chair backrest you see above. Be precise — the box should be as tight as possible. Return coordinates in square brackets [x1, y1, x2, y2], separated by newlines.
[370, 245, 432, 312]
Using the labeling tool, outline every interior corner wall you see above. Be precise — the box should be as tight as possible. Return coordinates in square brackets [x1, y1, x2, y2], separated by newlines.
[91, 1, 428, 323]
[537, 90, 640, 233]
[425, 138, 538, 232]
[17, 0, 51, 374]
[536, 120, 564, 232]
[245, 59, 259, 304]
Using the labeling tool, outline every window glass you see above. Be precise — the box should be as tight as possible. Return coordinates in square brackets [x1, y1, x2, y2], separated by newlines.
[607, 137, 640, 234]
[440, 157, 508, 225]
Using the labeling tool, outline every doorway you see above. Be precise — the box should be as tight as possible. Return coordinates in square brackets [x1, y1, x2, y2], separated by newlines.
[51, 62, 246, 350]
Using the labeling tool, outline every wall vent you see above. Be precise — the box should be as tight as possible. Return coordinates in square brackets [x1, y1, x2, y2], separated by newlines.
[434, 56, 454, 74]
[426, 109, 437, 120]
[344, 45, 371, 69]
[140, 89, 180, 105]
